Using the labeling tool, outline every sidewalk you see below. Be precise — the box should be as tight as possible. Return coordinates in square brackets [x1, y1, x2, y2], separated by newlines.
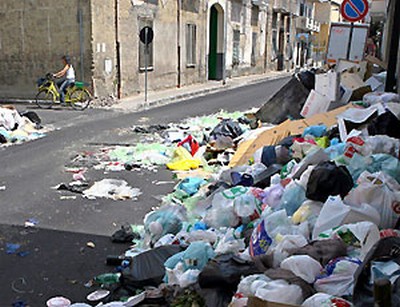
[111, 70, 292, 112]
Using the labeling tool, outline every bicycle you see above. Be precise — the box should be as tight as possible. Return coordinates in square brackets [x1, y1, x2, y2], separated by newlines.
[35, 73, 92, 110]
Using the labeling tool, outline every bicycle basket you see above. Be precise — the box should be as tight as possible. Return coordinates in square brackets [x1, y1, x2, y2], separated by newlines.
[37, 77, 46, 87]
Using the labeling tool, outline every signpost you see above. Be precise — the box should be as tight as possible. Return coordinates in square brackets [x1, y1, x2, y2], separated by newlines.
[340, 0, 369, 60]
[139, 26, 154, 103]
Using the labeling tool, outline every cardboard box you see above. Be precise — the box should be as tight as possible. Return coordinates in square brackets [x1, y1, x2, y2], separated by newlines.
[247, 297, 300, 307]
[300, 90, 331, 118]
[315, 70, 340, 102]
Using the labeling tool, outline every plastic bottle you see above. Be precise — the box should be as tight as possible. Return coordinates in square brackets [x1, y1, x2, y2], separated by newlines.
[94, 273, 121, 285]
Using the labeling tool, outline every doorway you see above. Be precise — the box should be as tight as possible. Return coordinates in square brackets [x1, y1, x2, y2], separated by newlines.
[208, 4, 224, 80]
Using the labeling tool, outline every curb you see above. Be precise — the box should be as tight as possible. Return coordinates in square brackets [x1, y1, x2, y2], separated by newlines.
[113, 72, 292, 112]
[1, 72, 292, 110]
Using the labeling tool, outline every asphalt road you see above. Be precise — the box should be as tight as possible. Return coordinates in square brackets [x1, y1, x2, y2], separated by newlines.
[0, 76, 289, 305]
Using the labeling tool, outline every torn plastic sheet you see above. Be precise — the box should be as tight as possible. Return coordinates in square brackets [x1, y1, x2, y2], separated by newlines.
[83, 179, 142, 200]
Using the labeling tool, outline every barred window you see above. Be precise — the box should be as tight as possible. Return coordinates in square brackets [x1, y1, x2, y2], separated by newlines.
[186, 24, 197, 67]
[251, 5, 259, 26]
[232, 29, 240, 66]
[231, 0, 241, 23]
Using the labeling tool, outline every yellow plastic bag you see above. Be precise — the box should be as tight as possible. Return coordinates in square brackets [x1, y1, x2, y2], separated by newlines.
[166, 147, 202, 171]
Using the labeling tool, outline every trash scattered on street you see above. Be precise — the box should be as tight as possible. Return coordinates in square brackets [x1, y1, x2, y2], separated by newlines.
[83, 179, 142, 201]
[48, 73, 400, 306]
[0, 105, 48, 146]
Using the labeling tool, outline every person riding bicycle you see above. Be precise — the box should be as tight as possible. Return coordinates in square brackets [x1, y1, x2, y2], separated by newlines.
[53, 55, 75, 103]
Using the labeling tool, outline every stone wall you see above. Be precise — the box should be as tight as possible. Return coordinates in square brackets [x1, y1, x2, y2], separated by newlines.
[0, 0, 92, 99]
[90, 0, 117, 98]
[117, 1, 207, 98]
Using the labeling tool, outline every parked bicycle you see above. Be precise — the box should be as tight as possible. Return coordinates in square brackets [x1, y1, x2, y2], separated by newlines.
[35, 73, 92, 110]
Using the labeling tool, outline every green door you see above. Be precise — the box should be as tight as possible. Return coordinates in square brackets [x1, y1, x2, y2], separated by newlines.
[208, 6, 218, 80]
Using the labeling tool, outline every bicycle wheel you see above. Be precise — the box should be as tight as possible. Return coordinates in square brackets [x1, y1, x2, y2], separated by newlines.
[70, 88, 92, 110]
[35, 89, 55, 109]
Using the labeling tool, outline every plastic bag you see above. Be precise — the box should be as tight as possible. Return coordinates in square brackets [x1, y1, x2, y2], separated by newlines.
[302, 293, 353, 307]
[312, 196, 380, 240]
[249, 209, 309, 257]
[144, 204, 187, 246]
[317, 221, 380, 261]
[261, 183, 285, 209]
[292, 200, 322, 227]
[166, 147, 202, 171]
[255, 279, 304, 305]
[314, 257, 362, 296]
[280, 255, 322, 283]
[302, 125, 327, 138]
[166, 241, 215, 272]
[177, 177, 206, 196]
[345, 171, 400, 229]
[278, 181, 307, 216]
[306, 161, 353, 203]
[347, 153, 400, 183]
[177, 135, 200, 156]
[204, 186, 261, 228]
[270, 234, 308, 267]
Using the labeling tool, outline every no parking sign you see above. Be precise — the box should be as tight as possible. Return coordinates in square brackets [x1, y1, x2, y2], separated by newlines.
[340, 0, 369, 22]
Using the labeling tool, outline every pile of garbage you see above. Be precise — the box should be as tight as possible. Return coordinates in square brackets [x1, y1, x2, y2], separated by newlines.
[0, 105, 47, 145]
[53, 111, 252, 201]
[50, 66, 400, 306]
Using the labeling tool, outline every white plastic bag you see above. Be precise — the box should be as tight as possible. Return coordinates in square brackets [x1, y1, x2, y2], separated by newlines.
[345, 171, 400, 229]
[314, 257, 361, 296]
[317, 221, 380, 261]
[270, 234, 308, 267]
[302, 293, 353, 307]
[280, 255, 322, 283]
[312, 196, 381, 240]
[255, 279, 303, 305]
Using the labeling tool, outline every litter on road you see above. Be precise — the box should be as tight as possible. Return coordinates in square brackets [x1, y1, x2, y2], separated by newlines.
[0, 105, 48, 146]
[39, 64, 400, 306]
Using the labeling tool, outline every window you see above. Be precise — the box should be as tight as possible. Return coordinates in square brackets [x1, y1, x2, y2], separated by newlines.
[271, 29, 278, 60]
[138, 18, 154, 71]
[272, 12, 278, 29]
[232, 29, 240, 66]
[251, 32, 257, 66]
[182, 0, 199, 13]
[231, 0, 241, 23]
[186, 24, 196, 67]
[251, 5, 259, 26]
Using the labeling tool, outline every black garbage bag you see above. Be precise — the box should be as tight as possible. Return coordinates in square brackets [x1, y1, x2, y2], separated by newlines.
[209, 119, 243, 141]
[353, 237, 400, 307]
[198, 254, 261, 290]
[121, 245, 183, 290]
[368, 110, 400, 139]
[306, 161, 354, 203]
[0, 133, 7, 144]
[111, 224, 141, 243]
[19, 111, 41, 125]
[297, 70, 315, 91]
[255, 76, 310, 124]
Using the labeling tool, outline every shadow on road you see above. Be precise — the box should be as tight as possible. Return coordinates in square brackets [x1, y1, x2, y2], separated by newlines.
[0, 224, 129, 306]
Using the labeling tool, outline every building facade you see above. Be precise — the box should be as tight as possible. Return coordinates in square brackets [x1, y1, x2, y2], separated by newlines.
[0, 0, 320, 100]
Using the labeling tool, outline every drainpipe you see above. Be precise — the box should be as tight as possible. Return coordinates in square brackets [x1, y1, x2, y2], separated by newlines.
[177, 0, 182, 88]
[115, 0, 122, 98]
[78, 0, 84, 81]
[223, 0, 227, 84]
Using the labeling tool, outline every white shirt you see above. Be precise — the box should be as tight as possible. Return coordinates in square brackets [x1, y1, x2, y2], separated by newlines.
[66, 65, 75, 81]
